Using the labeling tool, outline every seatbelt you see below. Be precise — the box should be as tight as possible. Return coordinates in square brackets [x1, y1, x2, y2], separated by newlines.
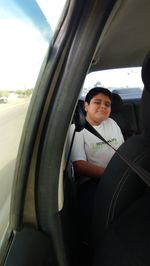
[85, 120, 150, 187]
[64, 119, 83, 177]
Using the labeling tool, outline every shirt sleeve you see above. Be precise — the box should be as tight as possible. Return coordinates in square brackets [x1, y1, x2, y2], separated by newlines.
[69, 124, 87, 162]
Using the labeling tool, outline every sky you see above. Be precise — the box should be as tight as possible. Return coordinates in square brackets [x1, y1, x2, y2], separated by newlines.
[0, 0, 66, 90]
[0, 0, 144, 92]
[36, 0, 67, 31]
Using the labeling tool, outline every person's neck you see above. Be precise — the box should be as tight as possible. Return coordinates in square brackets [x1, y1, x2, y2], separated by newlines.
[86, 117, 101, 126]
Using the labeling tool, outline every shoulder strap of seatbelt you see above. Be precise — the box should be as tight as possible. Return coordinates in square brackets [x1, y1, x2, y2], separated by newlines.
[85, 120, 150, 187]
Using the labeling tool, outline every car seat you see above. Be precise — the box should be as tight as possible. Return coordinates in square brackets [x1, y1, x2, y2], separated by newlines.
[110, 93, 138, 139]
[92, 52, 150, 266]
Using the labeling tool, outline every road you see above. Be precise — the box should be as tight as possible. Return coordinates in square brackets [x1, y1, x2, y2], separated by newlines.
[0, 99, 29, 247]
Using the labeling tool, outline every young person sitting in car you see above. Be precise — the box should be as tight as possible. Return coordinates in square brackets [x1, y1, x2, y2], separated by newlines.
[70, 87, 124, 179]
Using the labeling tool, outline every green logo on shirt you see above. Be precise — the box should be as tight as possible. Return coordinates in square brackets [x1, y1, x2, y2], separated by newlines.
[91, 138, 118, 151]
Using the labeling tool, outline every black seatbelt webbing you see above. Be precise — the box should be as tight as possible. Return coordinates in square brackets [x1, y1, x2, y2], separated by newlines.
[85, 121, 150, 187]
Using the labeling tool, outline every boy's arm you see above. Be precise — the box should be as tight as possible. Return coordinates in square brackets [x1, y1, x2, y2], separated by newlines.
[73, 160, 105, 178]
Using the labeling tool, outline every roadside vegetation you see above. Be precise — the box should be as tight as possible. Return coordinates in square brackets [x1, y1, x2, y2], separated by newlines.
[0, 89, 33, 98]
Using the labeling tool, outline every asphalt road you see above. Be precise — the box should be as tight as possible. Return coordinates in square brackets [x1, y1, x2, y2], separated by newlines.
[0, 99, 29, 246]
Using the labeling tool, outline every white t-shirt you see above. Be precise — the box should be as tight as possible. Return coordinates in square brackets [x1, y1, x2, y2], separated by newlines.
[70, 118, 124, 168]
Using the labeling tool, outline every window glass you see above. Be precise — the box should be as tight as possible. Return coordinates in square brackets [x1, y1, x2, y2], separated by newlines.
[0, 0, 66, 248]
[82, 67, 144, 99]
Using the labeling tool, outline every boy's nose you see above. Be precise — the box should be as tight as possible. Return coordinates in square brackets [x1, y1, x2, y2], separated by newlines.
[100, 102, 106, 108]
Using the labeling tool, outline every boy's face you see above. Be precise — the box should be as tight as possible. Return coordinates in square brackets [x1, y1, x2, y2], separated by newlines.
[84, 93, 111, 125]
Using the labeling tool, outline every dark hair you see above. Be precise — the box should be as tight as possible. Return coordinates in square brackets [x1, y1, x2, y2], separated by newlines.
[85, 87, 112, 103]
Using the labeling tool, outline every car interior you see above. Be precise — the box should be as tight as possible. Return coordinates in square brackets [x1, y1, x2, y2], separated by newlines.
[66, 65, 147, 264]
[64, 55, 150, 266]
[2, 0, 150, 266]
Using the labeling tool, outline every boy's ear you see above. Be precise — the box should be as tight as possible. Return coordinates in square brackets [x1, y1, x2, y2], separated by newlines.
[84, 101, 88, 112]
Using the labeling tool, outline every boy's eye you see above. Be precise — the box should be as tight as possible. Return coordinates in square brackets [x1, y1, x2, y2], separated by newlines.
[93, 101, 111, 107]
[105, 102, 111, 107]
[94, 101, 101, 105]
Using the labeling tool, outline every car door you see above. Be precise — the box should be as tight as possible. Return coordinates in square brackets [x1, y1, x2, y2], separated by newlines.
[0, 0, 117, 265]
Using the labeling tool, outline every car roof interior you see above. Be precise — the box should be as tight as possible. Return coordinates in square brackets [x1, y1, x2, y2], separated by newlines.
[90, 0, 150, 72]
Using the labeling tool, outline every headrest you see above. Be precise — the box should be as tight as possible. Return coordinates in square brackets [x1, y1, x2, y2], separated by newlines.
[142, 52, 150, 90]
[141, 52, 150, 136]
[111, 93, 124, 113]
[74, 100, 86, 131]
